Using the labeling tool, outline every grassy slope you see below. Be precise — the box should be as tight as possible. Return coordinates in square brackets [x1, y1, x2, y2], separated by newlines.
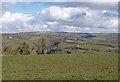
[2, 53, 118, 80]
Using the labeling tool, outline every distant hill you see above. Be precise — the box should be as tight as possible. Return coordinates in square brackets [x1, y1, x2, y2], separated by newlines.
[2, 32, 118, 55]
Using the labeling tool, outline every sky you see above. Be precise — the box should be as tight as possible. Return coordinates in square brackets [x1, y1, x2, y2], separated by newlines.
[0, 2, 118, 33]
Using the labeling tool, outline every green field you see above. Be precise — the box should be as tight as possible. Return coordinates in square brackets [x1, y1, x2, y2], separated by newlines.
[2, 53, 118, 80]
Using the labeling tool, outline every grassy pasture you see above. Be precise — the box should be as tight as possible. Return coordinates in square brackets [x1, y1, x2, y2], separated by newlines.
[2, 53, 118, 80]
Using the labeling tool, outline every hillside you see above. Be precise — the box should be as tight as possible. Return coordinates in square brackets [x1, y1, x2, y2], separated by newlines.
[2, 32, 118, 55]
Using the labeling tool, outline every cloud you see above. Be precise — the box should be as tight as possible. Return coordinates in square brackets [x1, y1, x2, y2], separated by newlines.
[38, 6, 118, 33]
[45, 2, 118, 11]
[46, 21, 58, 26]
[40, 6, 87, 20]
[1, 5, 118, 33]
[43, 25, 47, 28]
[0, 11, 34, 33]
[2, 0, 119, 2]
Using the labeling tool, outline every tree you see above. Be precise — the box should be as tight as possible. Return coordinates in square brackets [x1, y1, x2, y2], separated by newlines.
[41, 37, 46, 54]
[18, 42, 30, 55]
[36, 45, 41, 55]
[35, 35, 47, 55]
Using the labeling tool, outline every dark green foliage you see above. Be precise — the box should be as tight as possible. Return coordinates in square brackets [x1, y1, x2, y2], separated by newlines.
[18, 43, 30, 55]
[41, 37, 46, 54]
[36, 45, 41, 55]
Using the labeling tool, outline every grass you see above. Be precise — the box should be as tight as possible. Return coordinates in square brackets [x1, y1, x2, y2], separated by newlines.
[65, 43, 76, 47]
[80, 44, 113, 50]
[2, 53, 118, 80]
[30, 37, 41, 40]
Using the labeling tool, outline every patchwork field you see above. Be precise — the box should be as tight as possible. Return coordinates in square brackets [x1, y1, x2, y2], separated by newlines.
[2, 53, 118, 80]
[2, 33, 118, 55]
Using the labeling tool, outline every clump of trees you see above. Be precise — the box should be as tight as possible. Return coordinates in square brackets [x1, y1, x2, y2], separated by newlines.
[17, 43, 30, 55]
[16, 36, 47, 55]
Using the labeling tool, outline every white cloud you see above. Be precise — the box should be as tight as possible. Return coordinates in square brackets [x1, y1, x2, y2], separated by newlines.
[1, 6, 118, 33]
[84, 27, 90, 30]
[0, 11, 34, 33]
[16, 26, 21, 28]
[1, 11, 34, 22]
[41, 6, 70, 20]
[43, 25, 47, 28]
[41, 6, 86, 20]
[102, 10, 109, 13]
[39, 6, 118, 32]
[62, 25, 77, 29]
[46, 21, 58, 26]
